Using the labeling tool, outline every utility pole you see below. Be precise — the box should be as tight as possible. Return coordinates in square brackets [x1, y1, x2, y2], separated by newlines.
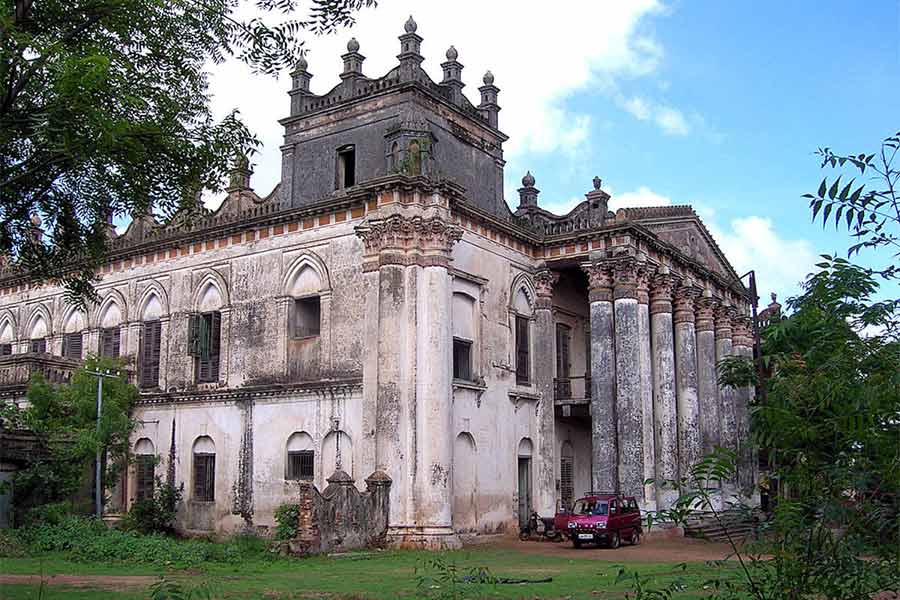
[85, 369, 120, 520]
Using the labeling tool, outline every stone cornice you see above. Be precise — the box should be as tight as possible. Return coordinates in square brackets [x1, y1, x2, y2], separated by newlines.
[135, 378, 362, 406]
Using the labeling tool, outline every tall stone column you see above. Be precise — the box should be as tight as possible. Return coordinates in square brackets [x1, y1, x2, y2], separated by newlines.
[695, 294, 720, 455]
[636, 270, 656, 512]
[355, 198, 462, 549]
[582, 262, 617, 492]
[714, 306, 737, 457]
[533, 268, 558, 515]
[674, 282, 701, 480]
[732, 315, 755, 496]
[612, 259, 644, 500]
[650, 270, 678, 508]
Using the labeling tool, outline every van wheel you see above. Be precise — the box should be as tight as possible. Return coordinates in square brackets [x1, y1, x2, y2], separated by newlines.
[631, 530, 641, 545]
[573, 539, 582, 549]
[609, 531, 620, 549]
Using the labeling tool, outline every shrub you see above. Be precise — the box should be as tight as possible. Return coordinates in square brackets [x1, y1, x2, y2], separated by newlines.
[14, 516, 268, 567]
[121, 479, 183, 534]
[273, 503, 300, 541]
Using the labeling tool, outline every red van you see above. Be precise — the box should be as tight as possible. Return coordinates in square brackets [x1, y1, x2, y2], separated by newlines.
[560, 493, 642, 549]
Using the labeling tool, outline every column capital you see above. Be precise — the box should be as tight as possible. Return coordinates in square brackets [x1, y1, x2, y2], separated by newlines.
[534, 268, 559, 310]
[732, 316, 754, 347]
[673, 281, 702, 324]
[695, 294, 719, 332]
[635, 267, 651, 305]
[714, 304, 737, 338]
[649, 270, 677, 315]
[355, 213, 462, 271]
[581, 262, 614, 303]
[611, 257, 639, 300]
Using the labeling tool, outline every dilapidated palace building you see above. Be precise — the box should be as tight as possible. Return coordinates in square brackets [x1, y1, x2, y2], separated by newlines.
[0, 18, 757, 546]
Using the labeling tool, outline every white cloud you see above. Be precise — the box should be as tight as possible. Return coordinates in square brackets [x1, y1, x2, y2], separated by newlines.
[206, 0, 668, 197]
[705, 216, 817, 300]
[617, 94, 690, 135]
[609, 185, 673, 210]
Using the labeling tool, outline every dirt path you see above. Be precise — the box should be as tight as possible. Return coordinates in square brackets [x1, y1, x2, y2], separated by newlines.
[484, 534, 739, 562]
[0, 574, 159, 590]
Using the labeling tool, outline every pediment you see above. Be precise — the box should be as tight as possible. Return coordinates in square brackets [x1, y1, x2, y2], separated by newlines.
[637, 216, 738, 281]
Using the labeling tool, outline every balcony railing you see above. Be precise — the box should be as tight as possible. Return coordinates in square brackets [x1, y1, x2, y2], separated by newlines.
[554, 374, 591, 402]
[0, 353, 81, 389]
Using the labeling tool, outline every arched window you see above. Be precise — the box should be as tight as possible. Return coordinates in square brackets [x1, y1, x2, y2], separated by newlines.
[192, 436, 216, 502]
[189, 280, 224, 383]
[390, 141, 400, 171]
[98, 299, 123, 358]
[512, 287, 533, 385]
[62, 309, 85, 360]
[285, 432, 314, 480]
[0, 317, 15, 356]
[139, 292, 163, 389]
[134, 438, 156, 502]
[29, 313, 48, 354]
[452, 292, 476, 381]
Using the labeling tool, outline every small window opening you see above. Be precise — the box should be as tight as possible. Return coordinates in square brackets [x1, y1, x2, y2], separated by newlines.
[515, 315, 530, 385]
[287, 450, 315, 480]
[337, 145, 356, 188]
[453, 338, 472, 381]
[30, 338, 47, 354]
[293, 297, 321, 338]
[100, 327, 121, 358]
[189, 312, 222, 383]
[0, 344, 12, 356]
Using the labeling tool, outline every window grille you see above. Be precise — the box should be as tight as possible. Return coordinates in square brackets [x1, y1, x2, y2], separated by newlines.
[287, 450, 315, 480]
[0, 343, 11, 356]
[193, 453, 215, 502]
[515, 315, 530, 385]
[30, 338, 47, 353]
[63, 332, 83, 359]
[139, 321, 161, 389]
[135, 455, 155, 502]
[100, 327, 121, 358]
[560, 455, 575, 510]
[189, 312, 221, 383]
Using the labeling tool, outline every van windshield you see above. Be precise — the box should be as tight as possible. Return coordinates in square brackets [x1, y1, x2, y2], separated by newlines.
[573, 500, 609, 516]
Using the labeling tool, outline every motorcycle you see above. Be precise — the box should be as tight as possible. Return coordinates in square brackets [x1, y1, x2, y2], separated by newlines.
[519, 511, 563, 542]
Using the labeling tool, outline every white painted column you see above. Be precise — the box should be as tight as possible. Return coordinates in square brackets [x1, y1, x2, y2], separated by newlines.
[695, 295, 720, 455]
[715, 304, 738, 498]
[612, 259, 645, 501]
[582, 263, 617, 493]
[533, 269, 558, 516]
[636, 271, 656, 512]
[674, 283, 701, 480]
[650, 271, 678, 508]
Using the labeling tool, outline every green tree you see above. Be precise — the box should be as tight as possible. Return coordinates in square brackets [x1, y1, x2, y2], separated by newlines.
[1, 0, 374, 301]
[642, 133, 900, 599]
[0, 356, 138, 522]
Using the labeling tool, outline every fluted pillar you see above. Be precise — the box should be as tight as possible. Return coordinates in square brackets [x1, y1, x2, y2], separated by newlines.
[636, 270, 656, 512]
[715, 306, 738, 457]
[695, 294, 720, 455]
[732, 315, 755, 495]
[650, 271, 678, 508]
[583, 262, 617, 492]
[533, 269, 558, 515]
[612, 259, 645, 500]
[674, 283, 701, 479]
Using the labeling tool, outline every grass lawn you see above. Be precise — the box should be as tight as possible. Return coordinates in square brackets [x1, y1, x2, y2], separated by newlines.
[0, 540, 740, 599]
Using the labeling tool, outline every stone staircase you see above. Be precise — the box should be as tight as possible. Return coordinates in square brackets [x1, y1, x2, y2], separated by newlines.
[683, 510, 759, 543]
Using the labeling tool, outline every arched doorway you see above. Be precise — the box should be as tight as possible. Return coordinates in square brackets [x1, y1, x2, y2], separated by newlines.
[453, 432, 477, 532]
[517, 438, 534, 528]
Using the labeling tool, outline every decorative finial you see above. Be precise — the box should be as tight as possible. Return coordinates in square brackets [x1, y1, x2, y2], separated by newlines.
[522, 171, 535, 187]
[592, 176, 602, 190]
[404, 15, 417, 33]
[347, 37, 360, 52]
[483, 70, 494, 85]
[770, 292, 777, 303]
[446, 45, 458, 61]
[295, 53, 308, 71]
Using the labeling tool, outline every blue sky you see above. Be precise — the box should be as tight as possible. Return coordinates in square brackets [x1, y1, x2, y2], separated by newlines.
[207, 0, 900, 302]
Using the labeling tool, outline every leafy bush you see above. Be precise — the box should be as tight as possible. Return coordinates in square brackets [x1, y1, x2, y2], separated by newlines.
[23, 501, 73, 527]
[121, 479, 183, 534]
[12, 516, 267, 567]
[273, 503, 299, 540]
